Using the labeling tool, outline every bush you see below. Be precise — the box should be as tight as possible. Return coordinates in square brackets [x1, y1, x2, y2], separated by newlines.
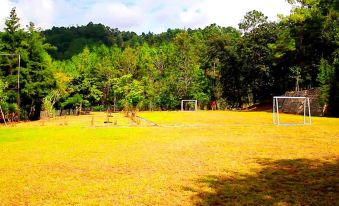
[42, 96, 54, 117]
[217, 98, 228, 110]
[8, 103, 18, 113]
[0, 102, 9, 114]
[92, 105, 105, 111]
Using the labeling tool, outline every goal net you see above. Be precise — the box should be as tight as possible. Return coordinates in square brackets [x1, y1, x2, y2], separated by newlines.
[181, 100, 198, 111]
[273, 96, 312, 126]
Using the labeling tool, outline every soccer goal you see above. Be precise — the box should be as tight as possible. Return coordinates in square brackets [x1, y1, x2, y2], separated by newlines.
[272, 96, 312, 126]
[181, 100, 198, 111]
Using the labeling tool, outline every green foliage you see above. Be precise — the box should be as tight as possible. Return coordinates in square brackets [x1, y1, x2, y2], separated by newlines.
[0, 79, 8, 101]
[92, 105, 105, 111]
[173, 32, 207, 101]
[127, 80, 144, 108]
[43, 23, 142, 60]
[217, 98, 229, 110]
[317, 58, 336, 114]
[112, 74, 144, 111]
[239, 10, 268, 33]
[42, 96, 53, 114]
[289, 66, 303, 91]
[0, 102, 17, 118]
[0, 8, 56, 120]
[268, 28, 296, 59]
[60, 94, 88, 109]
[1, 1, 339, 117]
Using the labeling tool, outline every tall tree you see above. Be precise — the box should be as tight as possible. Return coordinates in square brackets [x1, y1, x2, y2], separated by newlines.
[173, 32, 209, 105]
[0, 8, 26, 119]
[20, 23, 56, 120]
[239, 10, 268, 34]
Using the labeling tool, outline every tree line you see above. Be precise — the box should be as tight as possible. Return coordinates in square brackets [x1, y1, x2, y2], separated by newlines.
[0, 0, 338, 121]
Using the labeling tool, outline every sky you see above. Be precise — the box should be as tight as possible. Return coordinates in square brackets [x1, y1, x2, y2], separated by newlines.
[0, 0, 292, 34]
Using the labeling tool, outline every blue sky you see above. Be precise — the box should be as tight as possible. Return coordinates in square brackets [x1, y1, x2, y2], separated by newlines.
[0, 0, 292, 34]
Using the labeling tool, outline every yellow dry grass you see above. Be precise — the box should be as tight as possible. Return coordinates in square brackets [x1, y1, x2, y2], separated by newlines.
[0, 111, 338, 205]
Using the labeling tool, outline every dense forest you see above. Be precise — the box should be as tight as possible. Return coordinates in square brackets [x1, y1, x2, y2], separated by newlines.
[0, 0, 338, 121]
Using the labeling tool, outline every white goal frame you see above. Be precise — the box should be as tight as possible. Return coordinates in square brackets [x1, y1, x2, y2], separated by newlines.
[181, 100, 198, 111]
[273, 96, 312, 126]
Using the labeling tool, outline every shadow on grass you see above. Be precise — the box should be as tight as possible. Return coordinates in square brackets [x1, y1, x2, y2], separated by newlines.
[190, 158, 338, 206]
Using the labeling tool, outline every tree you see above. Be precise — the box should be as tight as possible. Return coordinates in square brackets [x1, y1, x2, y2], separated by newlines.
[68, 47, 103, 111]
[0, 9, 56, 120]
[289, 66, 302, 91]
[112, 74, 144, 111]
[4, 2, 334, 116]
[239, 10, 268, 33]
[317, 58, 336, 115]
[279, 0, 338, 89]
[19, 23, 56, 120]
[60, 94, 88, 114]
[0, 8, 25, 120]
[2, 7, 24, 52]
[0, 79, 8, 124]
[91, 45, 119, 107]
[136, 44, 161, 110]
[173, 32, 209, 106]
[118, 47, 137, 76]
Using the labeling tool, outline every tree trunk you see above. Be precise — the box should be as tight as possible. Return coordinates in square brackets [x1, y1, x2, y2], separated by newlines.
[79, 102, 82, 115]
[0, 105, 7, 125]
[295, 78, 299, 91]
[32, 101, 42, 120]
[29, 99, 35, 118]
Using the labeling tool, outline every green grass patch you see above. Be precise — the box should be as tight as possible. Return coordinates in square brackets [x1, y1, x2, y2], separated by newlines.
[0, 111, 338, 205]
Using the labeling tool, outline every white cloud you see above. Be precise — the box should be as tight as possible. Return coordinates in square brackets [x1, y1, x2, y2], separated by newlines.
[174, 0, 292, 31]
[0, 0, 14, 30]
[0, 0, 292, 33]
[0, 0, 56, 30]
[84, 2, 144, 30]
[135, 0, 292, 33]
[180, 8, 207, 27]
[16, 0, 55, 29]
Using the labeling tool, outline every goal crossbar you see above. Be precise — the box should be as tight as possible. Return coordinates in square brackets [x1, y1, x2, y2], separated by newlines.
[272, 96, 312, 126]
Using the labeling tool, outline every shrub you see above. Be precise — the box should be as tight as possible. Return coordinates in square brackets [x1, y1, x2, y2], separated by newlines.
[92, 105, 105, 111]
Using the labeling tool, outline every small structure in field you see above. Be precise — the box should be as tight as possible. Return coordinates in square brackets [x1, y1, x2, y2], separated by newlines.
[181, 100, 198, 112]
[273, 96, 312, 126]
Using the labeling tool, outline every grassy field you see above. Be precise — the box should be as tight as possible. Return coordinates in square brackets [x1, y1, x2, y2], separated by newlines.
[0, 111, 338, 205]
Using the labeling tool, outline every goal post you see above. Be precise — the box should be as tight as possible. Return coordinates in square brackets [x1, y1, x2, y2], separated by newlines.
[181, 100, 198, 111]
[273, 96, 312, 126]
